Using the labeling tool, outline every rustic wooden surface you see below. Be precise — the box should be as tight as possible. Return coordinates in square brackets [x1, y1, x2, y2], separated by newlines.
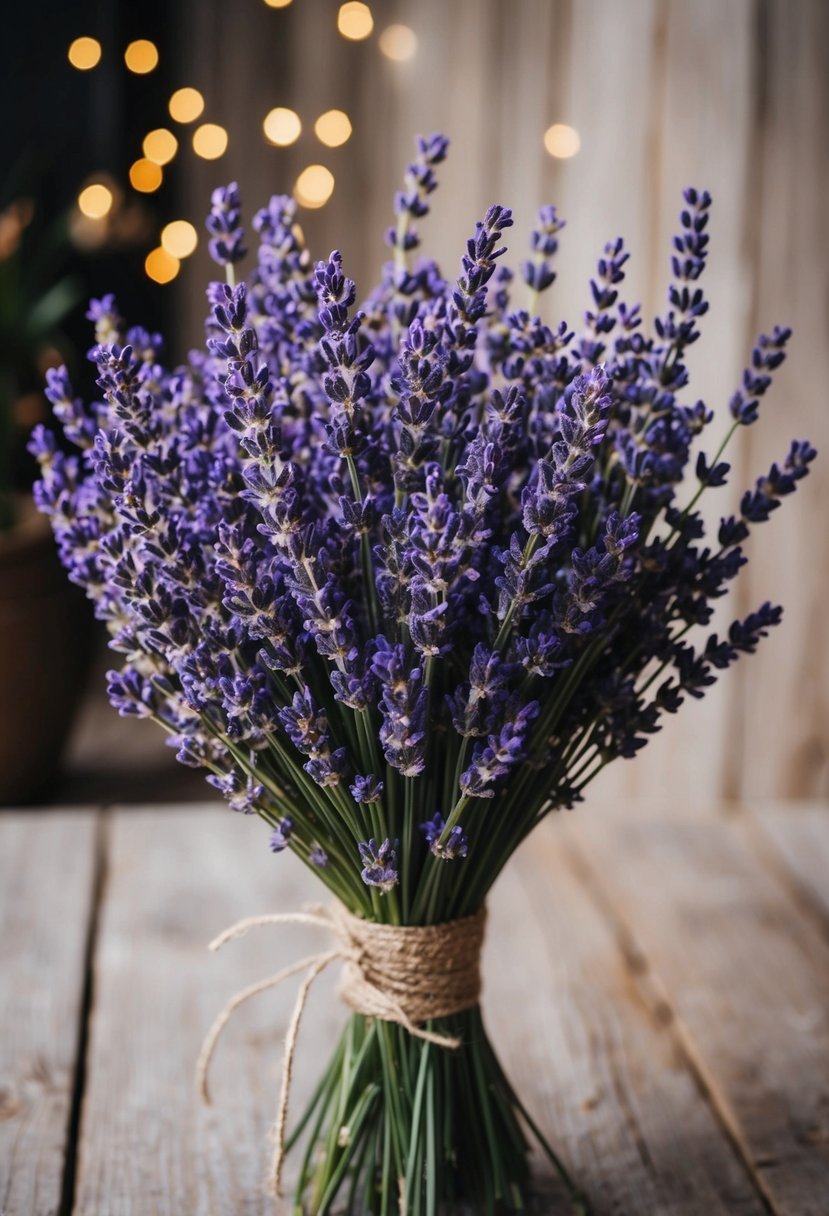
[0, 799, 827, 1214]
[0, 811, 99, 1216]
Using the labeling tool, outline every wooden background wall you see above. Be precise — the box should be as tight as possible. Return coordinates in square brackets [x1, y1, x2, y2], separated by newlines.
[175, 0, 829, 802]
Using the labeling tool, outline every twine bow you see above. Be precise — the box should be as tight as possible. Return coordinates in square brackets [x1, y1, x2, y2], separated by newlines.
[196, 902, 487, 1197]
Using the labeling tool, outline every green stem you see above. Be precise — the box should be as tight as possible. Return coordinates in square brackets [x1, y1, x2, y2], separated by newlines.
[669, 419, 739, 541]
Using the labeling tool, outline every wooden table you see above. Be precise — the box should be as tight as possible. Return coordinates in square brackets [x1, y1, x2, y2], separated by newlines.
[1, 800, 827, 1215]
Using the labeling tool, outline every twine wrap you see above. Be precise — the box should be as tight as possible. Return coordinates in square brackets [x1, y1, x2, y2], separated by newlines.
[196, 902, 487, 1197]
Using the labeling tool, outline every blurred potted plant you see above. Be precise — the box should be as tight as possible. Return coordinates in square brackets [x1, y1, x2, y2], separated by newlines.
[0, 175, 92, 803]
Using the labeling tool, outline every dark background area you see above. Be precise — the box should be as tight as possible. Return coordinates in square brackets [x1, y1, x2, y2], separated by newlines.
[5, 0, 175, 378]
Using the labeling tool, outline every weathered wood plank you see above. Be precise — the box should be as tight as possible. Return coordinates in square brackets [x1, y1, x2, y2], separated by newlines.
[744, 800, 829, 929]
[639, 0, 760, 804]
[0, 809, 98, 1216]
[73, 806, 351, 1215]
[566, 803, 829, 1215]
[489, 821, 765, 1214]
[75, 805, 765, 1213]
[734, 0, 829, 801]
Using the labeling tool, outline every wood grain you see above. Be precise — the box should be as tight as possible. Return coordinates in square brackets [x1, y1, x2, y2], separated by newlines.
[733, 0, 829, 800]
[4, 801, 828, 1212]
[73, 806, 346, 1215]
[0, 810, 98, 1216]
[744, 800, 829, 929]
[618, 0, 759, 804]
[71, 803, 781, 1215]
[488, 821, 765, 1214]
[566, 802, 829, 1215]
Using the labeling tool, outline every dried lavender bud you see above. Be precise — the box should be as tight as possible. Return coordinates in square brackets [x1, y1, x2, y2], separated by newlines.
[269, 818, 294, 852]
[521, 204, 566, 295]
[420, 814, 468, 860]
[350, 775, 384, 804]
[207, 182, 246, 267]
[729, 327, 792, 425]
[358, 838, 399, 892]
[278, 688, 347, 787]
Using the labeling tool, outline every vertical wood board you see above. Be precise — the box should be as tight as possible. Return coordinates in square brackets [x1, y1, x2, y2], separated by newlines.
[566, 802, 829, 1215]
[0, 810, 98, 1216]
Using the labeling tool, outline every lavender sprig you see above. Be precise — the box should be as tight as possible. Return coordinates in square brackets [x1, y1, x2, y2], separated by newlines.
[32, 139, 814, 935]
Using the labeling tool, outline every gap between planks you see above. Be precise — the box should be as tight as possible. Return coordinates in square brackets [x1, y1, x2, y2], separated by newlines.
[72, 804, 767, 1215]
[554, 824, 778, 1216]
[558, 804, 829, 1216]
[53, 801, 828, 1215]
[0, 808, 101, 1216]
[732, 801, 829, 948]
[59, 809, 108, 1216]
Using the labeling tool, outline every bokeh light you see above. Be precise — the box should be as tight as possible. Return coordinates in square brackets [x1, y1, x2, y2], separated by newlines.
[142, 128, 178, 166]
[168, 87, 205, 123]
[129, 158, 163, 193]
[124, 39, 159, 75]
[378, 24, 417, 61]
[263, 107, 302, 147]
[193, 123, 229, 159]
[145, 247, 180, 284]
[263, 0, 293, 6]
[337, 2, 373, 40]
[314, 109, 352, 148]
[294, 165, 335, 209]
[77, 183, 113, 220]
[68, 37, 102, 71]
[161, 220, 198, 259]
[543, 123, 581, 159]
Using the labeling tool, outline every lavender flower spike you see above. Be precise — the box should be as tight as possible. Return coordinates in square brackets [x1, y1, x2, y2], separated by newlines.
[207, 182, 247, 269]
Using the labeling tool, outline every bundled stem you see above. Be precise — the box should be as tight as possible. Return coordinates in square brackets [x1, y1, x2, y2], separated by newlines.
[289, 1009, 585, 1216]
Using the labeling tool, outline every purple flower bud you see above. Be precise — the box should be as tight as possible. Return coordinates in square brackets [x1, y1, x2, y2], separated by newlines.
[350, 775, 384, 804]
[269, 818, 294, 852]
[358, 838, 399, 892]
[207, 182, 247, 267]
[420, 813, 468, 860]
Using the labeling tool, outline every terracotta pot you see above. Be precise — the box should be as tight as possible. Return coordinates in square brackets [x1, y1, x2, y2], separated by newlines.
[0, 501, 93, 803]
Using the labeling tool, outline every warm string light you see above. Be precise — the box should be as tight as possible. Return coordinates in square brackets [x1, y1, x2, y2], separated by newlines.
[543, 123, 581, 159]
[193, 123, 228, 159]
[337, 2, 373, 40]
[68, 36, 102, 70]
[124, 39, 159, 74]
[263, 0, 293, 7]
[129, 159, 163, 193]
[294, 165, 335, 209]
[67, 35, 210, 274]
[145, 246, 180, 284]
[169, 87, 205, 123]
[143, 128, 178, 166]
[77, 183, 113, 219]
[263, 107, 302, 147]
[378, 24, 417, 61]
[314, 109, 352, 148]
[161, 220, 198, 259]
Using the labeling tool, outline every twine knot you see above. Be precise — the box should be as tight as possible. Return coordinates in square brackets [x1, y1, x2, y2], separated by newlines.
[196, 903, 486, 1197]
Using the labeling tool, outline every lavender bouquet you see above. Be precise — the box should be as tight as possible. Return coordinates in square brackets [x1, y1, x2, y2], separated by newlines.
[32, 134, 814, 1215]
